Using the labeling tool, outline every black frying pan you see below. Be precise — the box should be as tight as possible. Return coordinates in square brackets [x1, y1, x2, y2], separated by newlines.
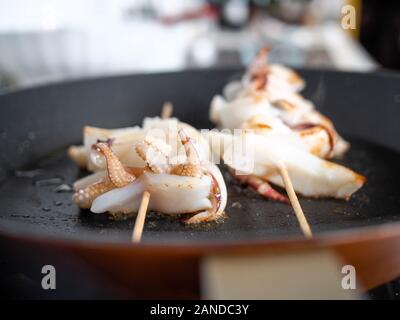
[0, 69, 400, 298]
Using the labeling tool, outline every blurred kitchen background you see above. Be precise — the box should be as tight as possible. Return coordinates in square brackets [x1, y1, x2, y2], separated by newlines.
[0, 0, 399, 90]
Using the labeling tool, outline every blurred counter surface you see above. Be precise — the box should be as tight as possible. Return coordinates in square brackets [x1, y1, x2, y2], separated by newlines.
[0, 0, 377, 90]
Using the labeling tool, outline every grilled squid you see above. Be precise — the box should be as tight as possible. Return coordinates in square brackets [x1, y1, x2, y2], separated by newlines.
[208, 47, 365, 200]
[223, 47, 305, 102]
[69, 125, 145, 171]
[73, 128, 227, 224]
[68, 117, 206, 172]
[210, 47, 349, 159]
[206, 130, 365, 199]
[242, 114, 334, 159]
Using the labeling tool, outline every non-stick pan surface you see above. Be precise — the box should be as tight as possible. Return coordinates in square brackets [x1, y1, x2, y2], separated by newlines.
[0, 69, 400, 245]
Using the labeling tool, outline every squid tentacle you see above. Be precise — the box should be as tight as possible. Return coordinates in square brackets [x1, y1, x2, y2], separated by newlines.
[73, 142, 136, 209]
[93, 142, 135, 187]
[230, 169, 289, 203]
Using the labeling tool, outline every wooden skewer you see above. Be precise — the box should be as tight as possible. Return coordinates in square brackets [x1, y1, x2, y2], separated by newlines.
[131, 191, 151, 243]
[131, 102, 173, 243]
[161, 101, 173, 119]
[277, 163, 313, 238]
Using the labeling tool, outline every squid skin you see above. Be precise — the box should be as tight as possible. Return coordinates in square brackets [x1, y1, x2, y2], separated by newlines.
[69, 117, 209, 171]
[210, 95, 346, 159]
[73, 171, 106, 191]
[242, 114, 334, 159]
[83, 125, 144, 171]
[211, 46, 349, 159]
[91, 172, 213, 215]
[206, 130, 365, 199]
[68, 145, 87, 168]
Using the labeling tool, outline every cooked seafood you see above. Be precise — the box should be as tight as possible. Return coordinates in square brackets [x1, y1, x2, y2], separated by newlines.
[207, 130, 365, 199]
[69, 116, 205, 171]
[71, 122, 227, 224]
[210, 47, 349, 159]
[69, 48, 366, 233]
[208, 47, 365, 201]
[72, 140, 136, 209]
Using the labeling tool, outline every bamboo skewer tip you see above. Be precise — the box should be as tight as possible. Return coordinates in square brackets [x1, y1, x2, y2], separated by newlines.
[132, 191, 151, 243]
[161, 101, 173, 119]
[277, 163, 313, 239]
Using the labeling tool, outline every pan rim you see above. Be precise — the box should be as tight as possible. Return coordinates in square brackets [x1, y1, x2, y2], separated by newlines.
[1, 220, 400, 253]
[1, 66, 400, 98]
